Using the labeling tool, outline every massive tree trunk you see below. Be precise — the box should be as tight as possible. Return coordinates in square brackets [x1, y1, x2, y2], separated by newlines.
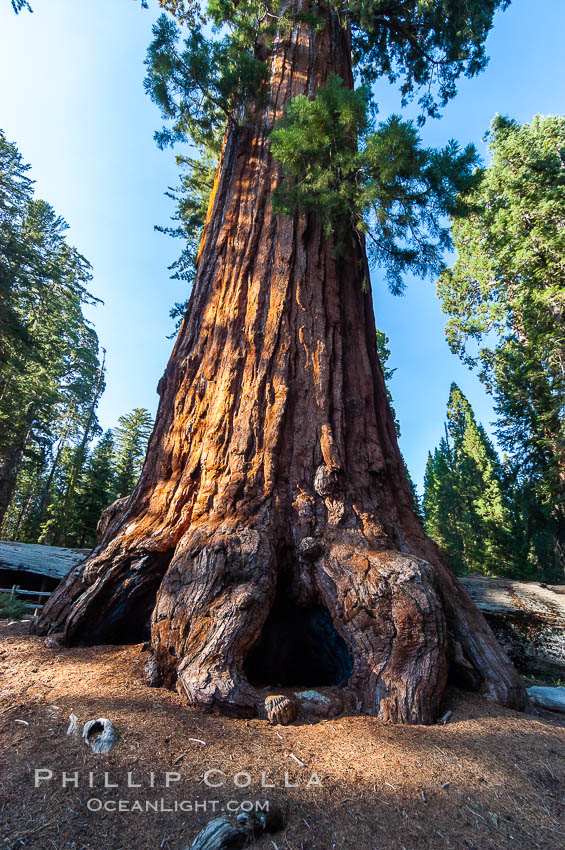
[33, 3, 528, 723]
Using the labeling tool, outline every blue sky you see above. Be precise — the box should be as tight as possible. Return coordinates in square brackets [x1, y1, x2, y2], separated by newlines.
[1, 0, 564, 491]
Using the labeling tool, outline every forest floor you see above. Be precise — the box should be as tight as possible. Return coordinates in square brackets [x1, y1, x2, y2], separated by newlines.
[0, 620, 563, 850]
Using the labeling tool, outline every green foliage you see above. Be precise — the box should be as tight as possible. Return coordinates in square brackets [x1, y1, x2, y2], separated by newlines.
[159, 153, 217, 332]
[158, 0, 511, 121]
[144, 9, 268, 325]
[422, 383, 549, 579]
[0, 593, 27, 620]
[144, 1, 509, 316]
[37, 444, 81, 544]
[144, 13, 267, 152]
[0, 133, 33, 376]
[348, 0, 511, 120]
[0, 132, 105, 544]
[64, 431, 117, 547]
[10, 1, 31, 13]
[0, 191, 101, 450]
[438, 115, 565, 578]
[376, 328, 394, 385]
[423, 437, 464, 568]
[113, 408, 154, 497]
[271, 74, 478, 292]
[375, 329, 422, 519]
[376, 328, 400, 435]
[3, 406, 153, 549]
[157, 0, 205, 25]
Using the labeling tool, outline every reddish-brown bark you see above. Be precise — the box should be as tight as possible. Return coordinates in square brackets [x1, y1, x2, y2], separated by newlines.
[33, 2, 529, 723]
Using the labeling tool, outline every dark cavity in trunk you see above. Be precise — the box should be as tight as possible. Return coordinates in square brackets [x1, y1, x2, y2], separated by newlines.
[245, 584, 353, 687]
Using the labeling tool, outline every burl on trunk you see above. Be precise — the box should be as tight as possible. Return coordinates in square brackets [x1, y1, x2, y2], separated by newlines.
[33, 4, 528, 723]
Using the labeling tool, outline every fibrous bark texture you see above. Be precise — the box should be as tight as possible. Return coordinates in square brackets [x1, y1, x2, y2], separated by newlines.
[33, 2, 528, 723]
[460, 576, 565, 680]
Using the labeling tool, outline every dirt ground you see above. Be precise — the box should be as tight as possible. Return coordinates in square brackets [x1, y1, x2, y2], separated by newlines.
[0, 620, 563, 850]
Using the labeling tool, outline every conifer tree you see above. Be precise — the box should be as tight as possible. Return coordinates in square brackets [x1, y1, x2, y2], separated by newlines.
[0, 134, 104, 538]
[1, 445, 48, 542]
[438, 114, 565, 578]
[423, 438, 464, 570]
[36, 0, 526, 723]
[424, 383, 517, 576]
[37, 445, 81, 545]
[0, 129, 34, 369]
[0, 138, 103, 527]
[68, 431, 117, 548]
[113, 408, 154, 497]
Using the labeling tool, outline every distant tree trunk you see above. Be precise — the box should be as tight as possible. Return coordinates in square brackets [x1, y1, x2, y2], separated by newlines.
[0, 407, 34, 529]
[37, 426, 71, 531]
[0, 443, 23, 528]
[33, 4, 528, 723]
[53, 351, 106, 546]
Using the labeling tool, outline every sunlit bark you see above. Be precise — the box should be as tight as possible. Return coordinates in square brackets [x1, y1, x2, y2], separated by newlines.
[34, 3, 528, 723]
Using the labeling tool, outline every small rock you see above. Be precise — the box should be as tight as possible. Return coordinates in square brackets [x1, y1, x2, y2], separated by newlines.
[295, 689, 330, 705]
[295, 689, 342, 718]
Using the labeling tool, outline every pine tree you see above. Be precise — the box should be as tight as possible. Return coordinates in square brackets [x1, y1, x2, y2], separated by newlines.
[37, 445, 79, 544]
[0, 134, 104, 538]
[376, 328, 422, 518]
[113, 408, 154, 498]
[438, 114, 565, 579]
[424, 383, 517, 576]
[67, 431, 117, 548]
[0, 192, 103, 526]
[0, 129, 34, 369]
[423, 438, 464, 571]
[1, 443, 48, 542]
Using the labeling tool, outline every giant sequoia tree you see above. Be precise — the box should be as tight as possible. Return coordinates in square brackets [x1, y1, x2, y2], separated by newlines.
[34, 0, 528, 723]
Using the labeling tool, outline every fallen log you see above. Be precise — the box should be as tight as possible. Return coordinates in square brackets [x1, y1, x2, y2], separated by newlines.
[526, 685, 565, 713]
[186, 806, 286, 850]
[0, 540, 89, 583]
[460, 576, 565, 680]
